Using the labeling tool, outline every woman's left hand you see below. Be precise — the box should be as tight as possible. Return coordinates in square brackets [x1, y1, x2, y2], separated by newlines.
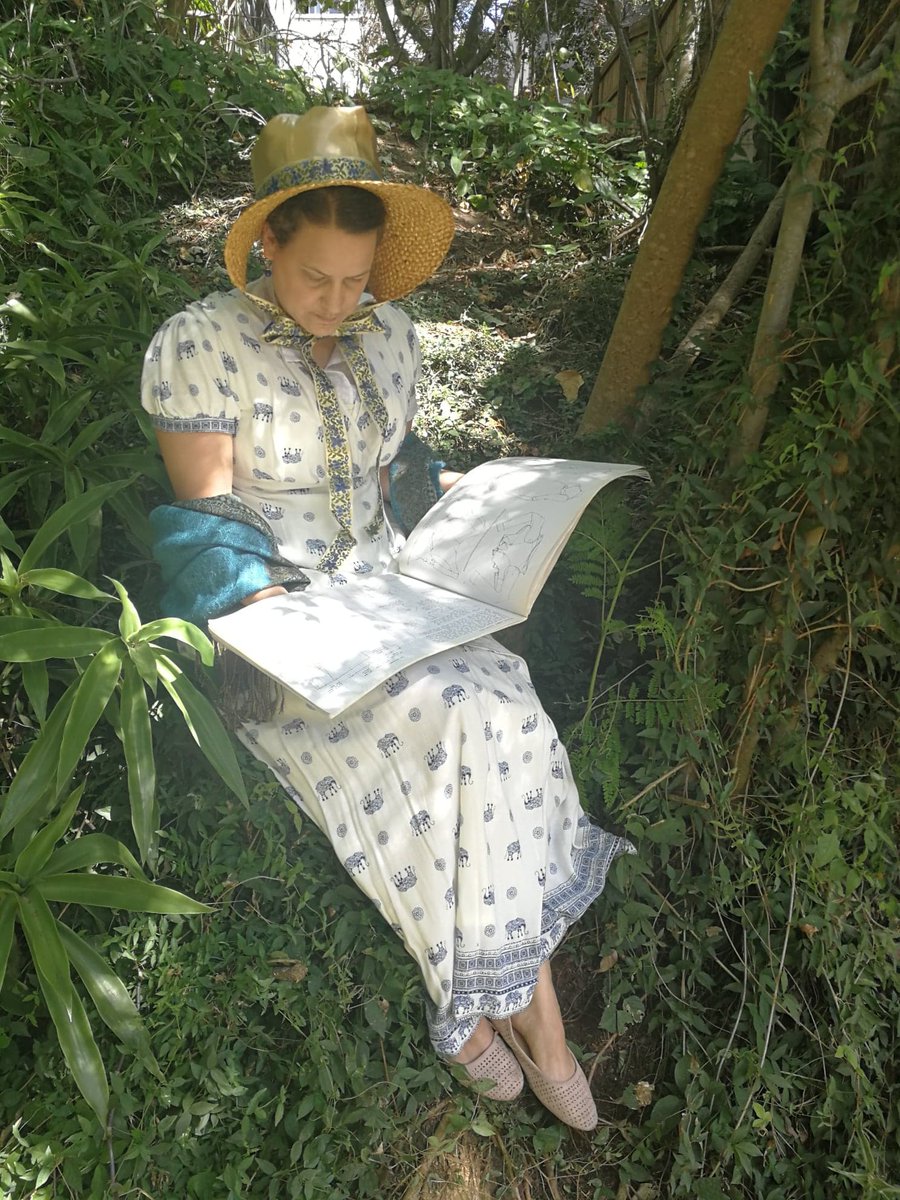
[438, 468, 465, 492]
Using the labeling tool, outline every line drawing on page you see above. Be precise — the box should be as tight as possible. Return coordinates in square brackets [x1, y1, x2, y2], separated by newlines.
[417, 510, 545, 599]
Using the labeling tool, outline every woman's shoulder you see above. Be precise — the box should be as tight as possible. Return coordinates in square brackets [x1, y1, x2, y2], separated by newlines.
[372, 302, 419, 363]
[149, 289, 266, 347]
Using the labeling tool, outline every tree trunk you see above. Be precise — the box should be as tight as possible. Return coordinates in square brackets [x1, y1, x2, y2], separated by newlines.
[579, 0, 792, 435]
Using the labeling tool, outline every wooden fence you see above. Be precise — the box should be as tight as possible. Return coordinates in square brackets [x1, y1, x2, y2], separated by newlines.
[591, 0, 729, 126]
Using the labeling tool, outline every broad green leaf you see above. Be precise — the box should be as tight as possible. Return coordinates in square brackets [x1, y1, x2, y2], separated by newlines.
[110, 579, 141, 641]
[21, 568, 115, 602]
[0, 893, 16, 993]
[0, 616, 60, 634]
[134, 618, 215, 664]
[157, 656, 247, 803]
[68, 415, 122, 457]
[0, 422, 47, 453]
[36, 873, 211, 915]
[0, 468, 32, 514]
[58, 923, 159, 1073]
[0, 295, 38, 322]
[129, 642, 159, 691]
[42, 387, 96, 446]
[57, 641, 125, 792]
[0, 681, 77, 841]
[17, 889, 73, 1019]
[15, 786, 83, 883]
[0, 626, 113, 662]
[1, 548, 21, 591]
[19, 479, 132, 574]
[119, 663, 157, 865]
[0, 511, 22, 556]
[22, 659, 50, 723]
[42, 833, 146, 880]
[32, 949, 109, 1126]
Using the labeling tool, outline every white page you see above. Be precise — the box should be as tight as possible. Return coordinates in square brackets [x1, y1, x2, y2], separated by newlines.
[398, 458, 648, 615]
[208, 573, 521, 718]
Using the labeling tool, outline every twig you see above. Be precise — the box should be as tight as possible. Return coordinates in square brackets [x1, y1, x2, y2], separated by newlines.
[715, 926, 749, 1082]
[587, 1033, 619, 1086]
[618, 761, 688, 811]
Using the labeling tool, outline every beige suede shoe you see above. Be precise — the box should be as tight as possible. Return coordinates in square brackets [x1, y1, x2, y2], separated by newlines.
[496, 1019, 599, 1131]
[458, 1029, 525, 1101]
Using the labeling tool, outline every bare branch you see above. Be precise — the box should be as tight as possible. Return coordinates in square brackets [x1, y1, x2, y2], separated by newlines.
[810, 0, 827, 73]
[838, 18, 898, 107]
[825, 0, 859, 65]
[370, 0, 406, 59]
[670, 180, 788, 369]
[603, 0, 653, 155]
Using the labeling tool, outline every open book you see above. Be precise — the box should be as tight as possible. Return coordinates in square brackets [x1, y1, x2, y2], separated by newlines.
[208, 457, 647, 717]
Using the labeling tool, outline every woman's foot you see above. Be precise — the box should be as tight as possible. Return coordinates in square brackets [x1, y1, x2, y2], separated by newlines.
[508, 961, 573, 1081]
[496, 961, 599, 1131]
[449, 1017, 524, 1101]
[449, 1017, 495, 1065]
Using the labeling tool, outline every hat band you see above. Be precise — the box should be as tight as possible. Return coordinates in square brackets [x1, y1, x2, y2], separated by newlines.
[257, 157, 382, 200]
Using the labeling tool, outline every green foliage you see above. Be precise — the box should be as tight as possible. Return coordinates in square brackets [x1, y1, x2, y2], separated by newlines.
[0, 0, 286, 1127]
[0, 483, 243, 1122]
[552, 50, 900, 1199]
[371, 65, 646, 230]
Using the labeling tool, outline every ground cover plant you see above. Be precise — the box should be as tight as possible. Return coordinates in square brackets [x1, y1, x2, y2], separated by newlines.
[1, 2, 897, 1198]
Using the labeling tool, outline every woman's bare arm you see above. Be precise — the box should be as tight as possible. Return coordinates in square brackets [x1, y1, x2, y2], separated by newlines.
[154, 430, 234, 500]
[154, 429, 286, 604]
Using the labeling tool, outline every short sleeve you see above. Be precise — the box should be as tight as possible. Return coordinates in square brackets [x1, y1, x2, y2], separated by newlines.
[405, 317, 422, 424]
[141, 299, 240, 434]
[379, 303, 421, 424]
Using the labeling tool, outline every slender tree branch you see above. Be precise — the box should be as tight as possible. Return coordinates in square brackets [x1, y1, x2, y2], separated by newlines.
[370, 0, 406, 58]
[458, 24, 505, 77]
[810, 0, 827, 74]
[670, 179, 788, 369]
[459, 0, 492, 66]
[604, 0, 653, 151]
[839, 21, 897, 106]
[388, 0, 431, 54]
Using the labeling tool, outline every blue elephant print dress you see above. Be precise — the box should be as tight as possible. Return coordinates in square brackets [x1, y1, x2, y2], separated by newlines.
[142, 276, 632, 1056]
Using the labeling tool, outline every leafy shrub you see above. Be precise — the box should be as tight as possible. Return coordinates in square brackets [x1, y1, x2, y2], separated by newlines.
[370, 65, 646, 230]
[0, 0, 296, 1123]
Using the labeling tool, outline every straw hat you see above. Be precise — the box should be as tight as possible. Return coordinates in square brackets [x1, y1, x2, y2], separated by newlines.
[224, 106, 454, 302]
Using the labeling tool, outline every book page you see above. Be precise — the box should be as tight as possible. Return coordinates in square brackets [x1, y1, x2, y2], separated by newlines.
[208, 573, 520, 718]
[397, 458, 648, 615]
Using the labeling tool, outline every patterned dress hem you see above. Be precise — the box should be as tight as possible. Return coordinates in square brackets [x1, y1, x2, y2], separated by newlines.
[426, 825, 635, 1057]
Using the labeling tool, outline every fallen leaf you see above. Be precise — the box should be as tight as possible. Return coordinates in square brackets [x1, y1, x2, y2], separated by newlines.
[633, 1080, 655, 1107]
[555, 369, 584, 401]
[598, 949, 619, 973]
[271, 958, 309, 983]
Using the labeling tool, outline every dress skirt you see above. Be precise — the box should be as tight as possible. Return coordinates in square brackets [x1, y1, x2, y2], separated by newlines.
[238, 634, 632, 1057]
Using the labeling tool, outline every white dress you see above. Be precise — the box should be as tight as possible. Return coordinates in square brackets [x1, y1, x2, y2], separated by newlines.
[142, 280, 632, 1056]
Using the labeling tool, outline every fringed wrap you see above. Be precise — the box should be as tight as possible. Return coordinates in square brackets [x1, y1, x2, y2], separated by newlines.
[150, 494, 309, 724]
[216, 646, 286, 726]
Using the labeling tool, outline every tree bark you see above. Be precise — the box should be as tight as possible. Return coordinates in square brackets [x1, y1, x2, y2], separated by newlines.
[580, 0, 792, 435]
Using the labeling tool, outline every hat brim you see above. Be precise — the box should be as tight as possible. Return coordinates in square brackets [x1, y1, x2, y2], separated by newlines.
[224, 180, 454, 302]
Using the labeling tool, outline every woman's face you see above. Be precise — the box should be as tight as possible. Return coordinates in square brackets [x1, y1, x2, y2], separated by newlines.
[261, 218, 379, 337]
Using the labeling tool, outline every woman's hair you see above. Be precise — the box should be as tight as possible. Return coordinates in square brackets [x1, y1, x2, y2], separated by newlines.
[266, 186, 386, 246]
